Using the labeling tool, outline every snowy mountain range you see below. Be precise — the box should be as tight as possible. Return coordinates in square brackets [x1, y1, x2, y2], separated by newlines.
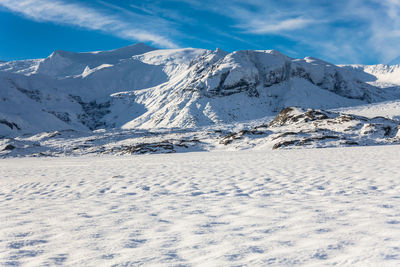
[1, 43, 400, 156]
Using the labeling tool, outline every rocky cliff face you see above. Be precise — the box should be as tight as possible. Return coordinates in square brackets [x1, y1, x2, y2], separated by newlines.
[182, 50, 384, 102]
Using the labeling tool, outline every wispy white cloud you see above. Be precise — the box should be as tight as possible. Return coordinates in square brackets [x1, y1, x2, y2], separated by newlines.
[1, 0, 399, 64]
[177, 0, 319, 34]
[367, 0, 400, 63]
[0, 0, 177, 48]
[179, 0, 400, 63]
[239, 17, 315, 34]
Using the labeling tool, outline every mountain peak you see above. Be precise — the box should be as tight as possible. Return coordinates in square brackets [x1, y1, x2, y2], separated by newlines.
[105, 42, 157, 56]
[39, 43, 158, 78]
[2, 45, 400, 137]
[50, 50, 72, 58]
[48, 43, 156, 59]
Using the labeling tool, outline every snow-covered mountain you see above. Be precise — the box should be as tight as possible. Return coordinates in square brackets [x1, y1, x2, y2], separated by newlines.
[1, 43, 400, 140]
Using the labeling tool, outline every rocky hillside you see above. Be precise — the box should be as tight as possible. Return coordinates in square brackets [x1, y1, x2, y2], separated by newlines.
[220, 107, 400, 150]
[1, 43, 400, 138]
[1, 106, 399, 157]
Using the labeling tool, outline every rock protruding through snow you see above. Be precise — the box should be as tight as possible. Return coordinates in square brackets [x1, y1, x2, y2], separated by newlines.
[1, 106, 399, 157]
[1, 45, 400, 137]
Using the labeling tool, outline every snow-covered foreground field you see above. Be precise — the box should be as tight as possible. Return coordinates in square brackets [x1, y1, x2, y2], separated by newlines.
[1, 146, 400, 266]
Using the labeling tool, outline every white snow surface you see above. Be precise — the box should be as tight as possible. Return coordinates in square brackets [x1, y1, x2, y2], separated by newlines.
[1, 146, 400, 266]
[334, 100, 400, 120]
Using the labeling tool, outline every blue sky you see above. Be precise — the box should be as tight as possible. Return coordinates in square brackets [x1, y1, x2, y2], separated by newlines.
[0, 0, 399, 64]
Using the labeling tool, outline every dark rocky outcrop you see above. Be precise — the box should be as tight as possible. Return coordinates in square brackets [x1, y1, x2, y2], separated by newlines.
[270, 107, 330, 127]
[69, 95, 110, 130]
[2, 144, 15, 151]
[220, 106, 400, 149]
[0, 119, 21, 130]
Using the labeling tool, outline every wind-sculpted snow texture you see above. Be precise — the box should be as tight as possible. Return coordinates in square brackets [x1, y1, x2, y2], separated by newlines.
[1, 43, 400, 137]
[1, 146, 400, 266]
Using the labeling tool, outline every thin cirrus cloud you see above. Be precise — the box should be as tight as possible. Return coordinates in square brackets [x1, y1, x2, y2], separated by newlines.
[368, 0, 400, 63]
[239, 17, 315, 34]
[183, 0, 400, 63]
[180, 0, 318, 33]
[0, 0, 178, 48]
[1, 0, 400, 64]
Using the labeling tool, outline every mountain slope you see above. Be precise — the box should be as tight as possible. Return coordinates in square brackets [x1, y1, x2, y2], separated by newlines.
[1, 44, 400, 137]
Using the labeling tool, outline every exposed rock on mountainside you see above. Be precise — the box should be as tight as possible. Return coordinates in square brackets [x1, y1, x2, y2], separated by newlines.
[269, 107, 329, 126]
[1, 106, 399, 157]
[1, 43, 400, 155]
[184, 50, 382, 102]
[220, 107, 399, 150]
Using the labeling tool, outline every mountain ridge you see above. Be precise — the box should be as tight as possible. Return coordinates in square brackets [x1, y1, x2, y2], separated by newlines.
[1, 44, 400, 137]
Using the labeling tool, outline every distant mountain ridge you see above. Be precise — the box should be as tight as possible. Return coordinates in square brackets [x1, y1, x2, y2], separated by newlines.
[1, 43, 400, 137]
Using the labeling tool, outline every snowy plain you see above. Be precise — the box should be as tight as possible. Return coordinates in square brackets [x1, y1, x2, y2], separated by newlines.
[1, 145, 400, 266]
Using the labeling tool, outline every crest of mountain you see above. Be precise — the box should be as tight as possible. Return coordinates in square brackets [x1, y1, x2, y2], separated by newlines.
[343, 64, 400, 87]
[1, 44, 400, 137]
